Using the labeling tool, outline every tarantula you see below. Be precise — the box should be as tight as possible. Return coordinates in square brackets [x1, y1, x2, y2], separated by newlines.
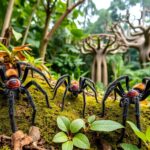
[51, 74, 98, 117]
[0, 61, 52, 132]
[101, 75, 150, 147]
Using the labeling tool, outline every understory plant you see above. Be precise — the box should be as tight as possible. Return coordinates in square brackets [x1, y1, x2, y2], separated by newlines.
[53, 115, 124, 150]
[120, 121, 150, 150]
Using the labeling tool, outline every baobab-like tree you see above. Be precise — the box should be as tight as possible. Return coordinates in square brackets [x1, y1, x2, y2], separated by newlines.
[80, 34, 127, 86]
[111, 10, 150, 67]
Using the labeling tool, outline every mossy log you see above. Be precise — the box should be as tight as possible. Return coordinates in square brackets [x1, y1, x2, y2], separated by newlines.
[0, 77, 150, 149]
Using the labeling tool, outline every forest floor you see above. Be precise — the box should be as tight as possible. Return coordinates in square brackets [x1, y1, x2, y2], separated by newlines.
[0, 75, 150, 150]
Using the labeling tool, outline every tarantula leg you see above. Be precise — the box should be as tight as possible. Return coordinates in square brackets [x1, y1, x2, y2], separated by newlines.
[84, 83, 98, 103]
[21, 65, 53, 89]
[61, 86, 69, 111]
[0, 66, 6, 81]
[24, 81, 51, 108]
[134, 97, 141, 148]
[82, 90, 86, 118]
[16, 63, 21, 78]
[117, 98, 129, 143]
[51, 79, 67, 100]
[8, 91, 17, 133]
[54, 75, 70, 89]
[22, 88, 37, 125]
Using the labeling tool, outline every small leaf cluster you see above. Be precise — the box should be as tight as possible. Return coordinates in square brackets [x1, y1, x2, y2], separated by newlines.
[53, 116, 89, 150]
[53, 115, 124, 150]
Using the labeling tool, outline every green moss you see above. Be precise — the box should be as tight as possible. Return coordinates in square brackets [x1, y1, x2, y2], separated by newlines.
[0, 77, 149, 149]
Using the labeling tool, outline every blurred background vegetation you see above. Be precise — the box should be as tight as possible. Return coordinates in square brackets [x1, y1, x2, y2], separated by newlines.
[0, 0, 150, 89]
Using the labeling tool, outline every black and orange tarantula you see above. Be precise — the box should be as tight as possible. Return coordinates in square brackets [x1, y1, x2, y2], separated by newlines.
[0, 61, 52, 132]
[51, 74, 98, 117]
[101, 75, 150, 147]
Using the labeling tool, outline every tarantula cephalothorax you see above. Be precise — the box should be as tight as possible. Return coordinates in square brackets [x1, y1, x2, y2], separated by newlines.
[0, 61, 52, 132]
[101, 75, 150, 146]
[51, 74, 98, 117]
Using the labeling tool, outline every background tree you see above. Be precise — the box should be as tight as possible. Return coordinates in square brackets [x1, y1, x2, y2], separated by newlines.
[1, 0, 15, 37]
[39, 0, 85, 61]
[111, 10, 150, 67]
[80, 34, 127, 86]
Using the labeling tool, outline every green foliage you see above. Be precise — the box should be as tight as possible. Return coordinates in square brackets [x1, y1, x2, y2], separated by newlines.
[53, 132, 68, 143]
[127, 121, 150, 149]
[57, 116, 70, 133]
[70, 119, 84, 133]
[120, 143, 139, 150]
[107, 54, 150, 86]
[53, 115, 124, 150]
[53, 116, 90, 150]
[86, 9, 112, 34]
[90, 120, 124, 132]
[73, 133, 90, 149]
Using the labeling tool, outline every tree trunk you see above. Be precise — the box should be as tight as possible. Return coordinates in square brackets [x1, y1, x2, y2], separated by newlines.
[102, 56, 108, 86]
[91, 57, 96, 81]
[91, 54, 108, 86]
[1, 0, 14, 37]
[39, 13, 51, 61]
[139, 45, 150, 68]
[39, 0, 85, 61]
[96, 55, 102, 82]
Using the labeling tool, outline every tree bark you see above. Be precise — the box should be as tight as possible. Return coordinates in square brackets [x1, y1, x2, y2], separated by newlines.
[1, 0, 15, 37]
[39, 0, 85, 61]
[39, 13, 51, 61]
[91, 57, 96, 81]
[139, 45, 150, 67]
[91, 54, 108, 86]
[96, 55, 102, 83]
[102, 56, 108, 86]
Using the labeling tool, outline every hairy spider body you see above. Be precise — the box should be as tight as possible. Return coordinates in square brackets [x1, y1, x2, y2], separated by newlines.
[101, 76, 150, 147]
[126, 89, 139, 97]
[51, 74, 98, 117]
[6, 78, 21, 89]
[0, 61, 52, 133]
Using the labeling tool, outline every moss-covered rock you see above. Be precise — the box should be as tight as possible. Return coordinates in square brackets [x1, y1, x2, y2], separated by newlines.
[0, 77, 149, 149]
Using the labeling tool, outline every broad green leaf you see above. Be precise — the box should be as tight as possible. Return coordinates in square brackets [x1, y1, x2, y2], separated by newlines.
[73, 133, 90, 149]
[127, 121, 147, 142]
[57, 116, 70, 133]
[90, 120, 124, 132]
[71, 29, 84, 38]
[134, 131, 147, 143]
[12, 28, 22, 41]
[120, 143, 139, 150]
[87, 115, 96, 124]
[62, 141, 73, 150]
[127, 121, 140, 132]
[52, 132, 68, 143]
[70, 119, 84, 133]
[146, 127, 150, 142]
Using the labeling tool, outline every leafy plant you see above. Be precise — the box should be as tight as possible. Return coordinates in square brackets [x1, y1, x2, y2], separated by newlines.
[126, 121, 150, 149]
[53, 115, 124, 150]
[121, 121, 150, 150]
[0, 42, 31, 62]
[53, 116, 90, 150]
